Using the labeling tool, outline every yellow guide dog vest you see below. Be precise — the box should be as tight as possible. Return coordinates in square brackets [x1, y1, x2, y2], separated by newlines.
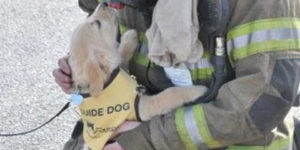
[79, 69, 138, 150]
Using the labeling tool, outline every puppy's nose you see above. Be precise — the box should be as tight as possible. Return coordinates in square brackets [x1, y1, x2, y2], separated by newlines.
[101, 2, 109, 8]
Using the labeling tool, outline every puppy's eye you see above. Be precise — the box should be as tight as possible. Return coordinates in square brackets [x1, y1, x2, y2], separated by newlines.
[91, 20, 101, 29]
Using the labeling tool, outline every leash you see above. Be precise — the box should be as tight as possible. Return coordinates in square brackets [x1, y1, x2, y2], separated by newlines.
[0, 102, 70, 137]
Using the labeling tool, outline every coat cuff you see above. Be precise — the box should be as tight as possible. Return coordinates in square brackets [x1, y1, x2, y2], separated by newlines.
[116, 121, 155, 150]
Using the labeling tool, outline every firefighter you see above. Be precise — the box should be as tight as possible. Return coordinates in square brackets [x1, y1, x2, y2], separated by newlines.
[53, 0, 300, 149]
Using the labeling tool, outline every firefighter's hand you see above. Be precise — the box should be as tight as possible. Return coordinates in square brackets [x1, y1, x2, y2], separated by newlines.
[111, 121, 141, 139]
[103, 121, 140, 150]
[52, 55, 73, 94]
[103, 142, 124, 150]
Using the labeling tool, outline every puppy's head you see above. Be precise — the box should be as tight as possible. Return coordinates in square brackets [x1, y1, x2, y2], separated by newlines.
[68, 4, 121, 97]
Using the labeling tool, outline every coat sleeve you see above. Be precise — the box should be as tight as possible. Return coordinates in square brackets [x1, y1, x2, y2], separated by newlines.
[116, 52, 300, 150]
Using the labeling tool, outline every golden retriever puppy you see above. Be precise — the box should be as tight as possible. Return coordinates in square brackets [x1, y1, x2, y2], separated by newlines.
[68, 4, 207, 150]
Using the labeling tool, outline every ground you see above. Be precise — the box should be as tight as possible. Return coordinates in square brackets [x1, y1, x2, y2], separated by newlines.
[0, 0, 299, 150]
[0, 0, 84, 149]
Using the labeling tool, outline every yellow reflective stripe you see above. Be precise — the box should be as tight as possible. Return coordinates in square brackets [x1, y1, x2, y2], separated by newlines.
[175, 108, 198, 150]
[191, 68, 214, 80]
[188, 58, 212, 69]
[226, 138, 290, 150]
[227, 18, 300, 41]
[194, 105, 222, 148]
[120, 25, 147, 43]
[97, 0, 102, 3]
[132, 52, 149, 67]
[227, 28, 300, 53]
[120, 25, 128, 35]
[139, 32, 148, 44]
[202, 50, 210, 59]
[176, 105, 222, 149]
[184, 106, 209, 149]
[231, 39, 300, 61]
[227, 18, 300, 63]
[186, 50, 213, 81]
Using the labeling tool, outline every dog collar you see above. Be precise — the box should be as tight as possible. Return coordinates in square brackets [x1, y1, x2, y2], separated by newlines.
[70, 68, 121, 107]
[103, 68, 120, 90]
[78, 68, 121, 98]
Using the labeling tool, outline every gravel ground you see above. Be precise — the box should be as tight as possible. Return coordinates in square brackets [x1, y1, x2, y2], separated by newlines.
[0, 0, 300, 150]
[0, 0, 85, 149]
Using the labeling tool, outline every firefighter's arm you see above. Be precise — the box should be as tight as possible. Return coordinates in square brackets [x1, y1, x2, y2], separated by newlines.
[115, 52, 300, 150]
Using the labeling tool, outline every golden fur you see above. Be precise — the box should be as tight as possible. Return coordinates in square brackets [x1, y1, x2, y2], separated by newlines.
[68, 4, 207, 148]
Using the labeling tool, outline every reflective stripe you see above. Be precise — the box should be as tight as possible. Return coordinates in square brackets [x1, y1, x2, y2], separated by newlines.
[227, 18, 300, 41]
[190, 68, 214, 81]
[229, 39, 300, 62]
[139, 32, 147, 44]
[227, 28, 300, 54]
[186, 58, 212, 70]
[120, 25, 128, 35]
[227, 18, 300, 62]
[176, 108, 198, 150]
[202, 51, 210, 59]
[175, 105, 222, 150]
[184, 106, 208, 149]
[193, 105, 222, 148]
[131, 44, 151, 67]
[132, 51, 149, 67]
[297, 81, 300, 95]
[226, 138, 291, 150]
[185, 52, 214, 81]
[140, 44, 148, 54]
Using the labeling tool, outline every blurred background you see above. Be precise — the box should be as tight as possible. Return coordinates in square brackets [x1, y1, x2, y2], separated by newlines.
[0, 0, 84, 149]
[0, 0, 299, 150]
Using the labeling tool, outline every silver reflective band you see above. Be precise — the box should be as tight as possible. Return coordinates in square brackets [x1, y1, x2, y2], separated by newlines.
[227, 28, 300, 55]
[186, 58, 213, 70]
[184, 106, 209, 150]
[297, 81, 300, 95]
[140, 44, 148, 54]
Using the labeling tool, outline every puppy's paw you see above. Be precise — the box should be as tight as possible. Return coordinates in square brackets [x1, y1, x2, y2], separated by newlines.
[185, 85, 208, 101]
[120, 30, 139, 54]
[121, 29, 138, 44]
[119, 29, 139, 68]
[83, 144, 90, 150]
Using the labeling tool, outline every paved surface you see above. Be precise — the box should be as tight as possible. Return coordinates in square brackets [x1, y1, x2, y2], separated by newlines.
[0, 0, 300, 150]
[0, 0, 84, 149]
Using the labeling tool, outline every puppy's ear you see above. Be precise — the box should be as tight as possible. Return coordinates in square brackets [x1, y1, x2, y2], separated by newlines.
[86, 60, 104, 97]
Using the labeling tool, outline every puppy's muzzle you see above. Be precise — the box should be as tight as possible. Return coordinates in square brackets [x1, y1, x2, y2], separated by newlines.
[100, 2, 109, 8]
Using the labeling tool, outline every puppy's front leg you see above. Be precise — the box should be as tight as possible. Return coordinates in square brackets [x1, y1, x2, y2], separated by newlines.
[139, 85, 207, 121]
[118, 29, 138, 69]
